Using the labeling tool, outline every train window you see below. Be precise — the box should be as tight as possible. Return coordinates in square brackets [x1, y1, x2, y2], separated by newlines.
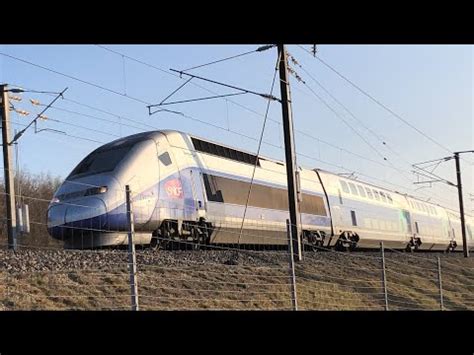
[379, 192, 387, 203]
[191, 137, 259, 166]
[373, 190, 380, 201]
[69, 144, 135, 179]
[386, 194, 393, 204]
[415, 221, 420, 234]
[351, 210, 357, 226]
[202, 173, 327, 216]
[338, 189, 343, 204]
[348, 182, 358, 195]
[300, 193, 328, 215]
[202, 174, 224, 202]
[158, 152, 172, 166]
[365, 187, 374, 199]
[357, 185, 366, 198]
[340, 180, 350, 194]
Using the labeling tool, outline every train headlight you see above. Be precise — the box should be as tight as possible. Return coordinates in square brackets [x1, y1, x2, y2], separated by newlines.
[98, 186, 108, 194]
[51, 197, 60, 204]
[84, 186, 108, 196]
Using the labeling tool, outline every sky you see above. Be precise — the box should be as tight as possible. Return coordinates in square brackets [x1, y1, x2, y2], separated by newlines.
[0, 44, 472, 213]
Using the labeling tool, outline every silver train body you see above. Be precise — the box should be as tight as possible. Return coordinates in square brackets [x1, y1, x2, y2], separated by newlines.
[47, 130, 474, 250]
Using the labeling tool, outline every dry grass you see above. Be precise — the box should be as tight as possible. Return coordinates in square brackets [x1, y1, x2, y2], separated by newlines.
[1, 251, 473, 311]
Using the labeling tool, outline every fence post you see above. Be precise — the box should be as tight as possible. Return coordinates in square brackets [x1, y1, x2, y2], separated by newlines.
[437, 257, 444, 311]
[125, 185, 139, 311]
[286, 219, 298, 311]
[6, 272, 10, 310]
[380, 242, 389, 311]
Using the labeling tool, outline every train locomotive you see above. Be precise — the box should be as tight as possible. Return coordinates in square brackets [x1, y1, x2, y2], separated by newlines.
[47, 130, 474, 251]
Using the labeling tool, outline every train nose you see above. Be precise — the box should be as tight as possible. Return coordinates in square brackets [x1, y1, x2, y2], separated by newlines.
[48, 197, 108, 239]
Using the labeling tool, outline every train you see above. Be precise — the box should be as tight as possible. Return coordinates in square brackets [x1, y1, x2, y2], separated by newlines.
[47, 130, 474, 251]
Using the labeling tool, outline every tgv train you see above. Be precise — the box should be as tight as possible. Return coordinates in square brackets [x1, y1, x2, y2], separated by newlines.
[47, 130, 474, 250]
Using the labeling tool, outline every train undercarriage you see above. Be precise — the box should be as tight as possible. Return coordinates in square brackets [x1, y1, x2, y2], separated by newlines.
[84, 219, 460, 254]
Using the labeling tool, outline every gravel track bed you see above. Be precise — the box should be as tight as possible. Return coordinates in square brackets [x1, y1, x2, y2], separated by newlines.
[0, 247, 471, 273]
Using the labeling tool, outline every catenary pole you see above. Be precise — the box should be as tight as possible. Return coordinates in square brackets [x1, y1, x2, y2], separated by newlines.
[454, 152, 469, 258]
[277, 44, 302, 262]
[1, 84, 17, 250]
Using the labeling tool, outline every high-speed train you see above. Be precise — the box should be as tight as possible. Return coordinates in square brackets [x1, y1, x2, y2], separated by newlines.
[47, 130, 474, 250]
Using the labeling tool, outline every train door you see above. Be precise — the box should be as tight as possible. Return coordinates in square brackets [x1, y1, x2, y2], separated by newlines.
[401, 210, 412, 234]
[189, 169, 206, 219]
[330, 193, 344, 236]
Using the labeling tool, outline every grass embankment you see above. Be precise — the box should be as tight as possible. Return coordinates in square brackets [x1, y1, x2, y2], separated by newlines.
[1, 250, 472, 310]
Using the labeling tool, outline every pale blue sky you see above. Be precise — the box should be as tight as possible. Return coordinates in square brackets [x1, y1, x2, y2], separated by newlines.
[0, 45, 472, 212]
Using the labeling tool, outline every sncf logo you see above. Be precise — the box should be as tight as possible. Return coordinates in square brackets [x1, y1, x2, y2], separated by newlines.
[165, 179, 183, 199]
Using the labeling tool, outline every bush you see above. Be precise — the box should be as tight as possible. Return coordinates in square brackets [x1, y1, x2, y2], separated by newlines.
[0, 170, 63, 248]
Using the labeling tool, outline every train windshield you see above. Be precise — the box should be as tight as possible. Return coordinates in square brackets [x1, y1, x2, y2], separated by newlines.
[68, 141, 137, 179]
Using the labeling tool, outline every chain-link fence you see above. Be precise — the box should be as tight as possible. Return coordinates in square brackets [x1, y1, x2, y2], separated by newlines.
[1, 241, 473, 310]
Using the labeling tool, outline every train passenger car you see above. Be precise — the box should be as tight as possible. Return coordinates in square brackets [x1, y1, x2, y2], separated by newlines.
[156, 131, 332, 247]
[317, 170, 413, 250]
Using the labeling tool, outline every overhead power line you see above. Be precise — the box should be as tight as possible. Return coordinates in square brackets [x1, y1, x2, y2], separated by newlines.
[292, 58, 409, 165]
[0, 52, 151, 105]
[296, 45, 455, 155]
[287, 53, 425, 181]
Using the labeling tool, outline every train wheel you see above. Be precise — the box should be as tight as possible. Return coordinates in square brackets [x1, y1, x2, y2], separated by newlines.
[335, 232, 355, 252]
[446, 240, 457, 253]
[334, 239, 347, 252]
[150, 236, 160, 250]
